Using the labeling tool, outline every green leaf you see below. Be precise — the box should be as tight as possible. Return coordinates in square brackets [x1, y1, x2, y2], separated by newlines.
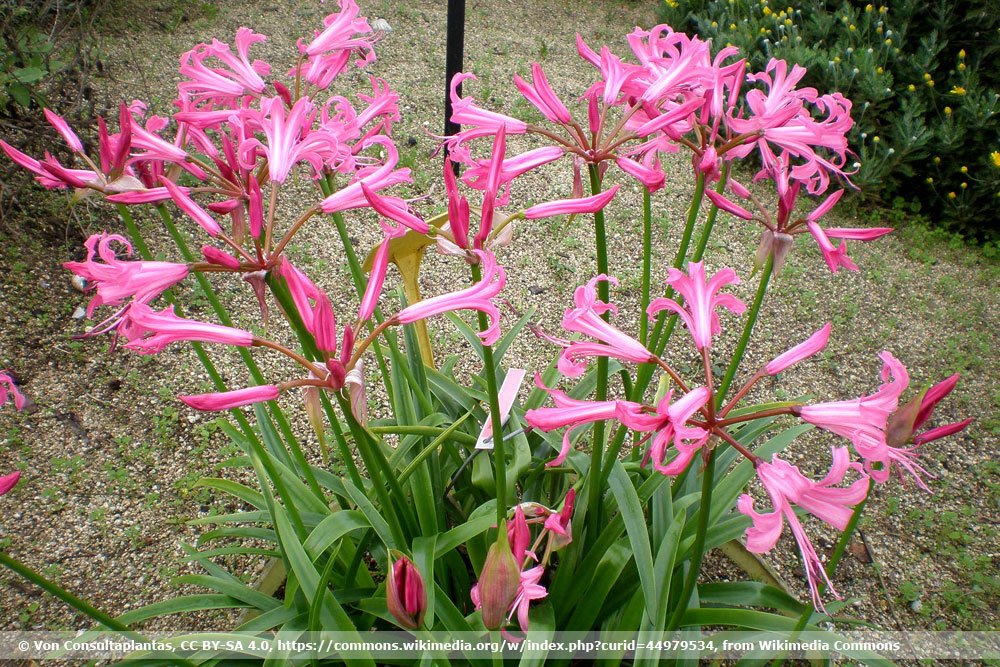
[13, 66, 46, 83]
[607, 461, 657, 623]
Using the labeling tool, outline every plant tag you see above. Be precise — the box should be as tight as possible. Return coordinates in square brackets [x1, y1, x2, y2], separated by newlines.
[475, 368, 527, 450]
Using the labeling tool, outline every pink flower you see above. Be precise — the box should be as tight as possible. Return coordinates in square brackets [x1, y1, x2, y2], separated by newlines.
[360, 181, 428, 234]
[385, 554, 427, 630]
[123, 303, 254, 354]
[460, 146, 565, 207]
[447, 73, 528, 145]
[394, 250, 506, 345]
[523, 186, 620, 220]
[239, 97, 341, 183]
[178, 28, 270, 104]
[64, 233, 189, 317]
[738, 448, 870, 610]
[358, 222, 406, 320]
[160, 177, 222, 237]
[543, 275, 655, 377]
[508, 565, 548, 635]
[524, 374, 628, 467]
[806, 220, 893, 273]
[0, 371, 28, 411]
[43, 109, 84, 153]
[617, 387, 711, 475]
[543, 488, 575, 550]
[796, 352, 960, 488]
[318, 137, 411, 213]
[296, 0, 379, 87]
[647, 262, 746, 350]
[513, 63, 572, 124]
[0, 471, 20, 496]
[765, 323, 832, 375]
[180, 384, 279, 411]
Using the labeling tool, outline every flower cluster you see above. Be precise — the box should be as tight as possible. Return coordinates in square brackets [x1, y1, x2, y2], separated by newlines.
[0, 371, 27, 497]
[526, 262, 971, 608]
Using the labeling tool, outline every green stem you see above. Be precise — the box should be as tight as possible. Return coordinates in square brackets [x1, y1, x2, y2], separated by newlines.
[640, 187, 653, 346]
[690, 164, 729, 264]
[715, 255, 773, 408]
[472, 261, 508, 527]
[587, 164, 610, 534]
[665, 449, 716, 631]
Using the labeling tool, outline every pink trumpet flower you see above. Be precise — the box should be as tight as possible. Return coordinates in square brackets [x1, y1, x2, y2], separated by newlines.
[546, 275, 655, 377]
[647, 262, 746, 351]
[738, 448, 870, 610]
[180, 384, 280, 411]
[524, 374, 630, 467]
[523, 186, 620, 219]
[513, 63, 572, 125]
[508, 566, 548, 636]
[318, 137, 412, 213]
[360, 181, 428, 233]
[123, 303, 254, 354]
[160, 177, 222, 236]
[43, 109, 84, 153]
[296, 0, 379, 87]
[358, 223, 404, 321]
[178, 28, 270, 104]
[764, 323, 832, 375]
[0, 471, 20, 496]
[239, 97, 340, 183]
[394, 250, 506, 345]
[617, 387, 711, 475]
[448, 73, 528, 144]
[64, 233, 189, 317]
[0, 371, 29, 411]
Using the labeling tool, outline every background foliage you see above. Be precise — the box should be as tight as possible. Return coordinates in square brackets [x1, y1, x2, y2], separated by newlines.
[659, 0, 1000, 241]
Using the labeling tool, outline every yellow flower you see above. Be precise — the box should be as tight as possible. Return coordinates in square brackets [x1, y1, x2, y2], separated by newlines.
[730, 23, 737, 29]
[879, 5, 888, 12]
[951, 86, 967, 95]
[763, 6, 772, 15]
[833, 56, 841, 63]
[934, 157, 942, 165]
[959, 49, 966, 59]
[923, 72, 932, 80]
[927, 80, 935, 88]
[926, 177, 933, 184]
[849, 24, 857, 31]
[876, 67, 884, 74]
[990, 151, 1000, 168]
[873, 136, 880, 143]
[785, 18, 792, 26]
[947, 192, 957, 199]
[960, 182, 968, 189]
[958, 63, 966, 71]
[866, 3, 874, 11]
[711, 21, 718, 27]
[907, 84, 916, 92]
[944, 106, 952, 115]
[960, 165, 968, 173]
[885, 38, 892, 45]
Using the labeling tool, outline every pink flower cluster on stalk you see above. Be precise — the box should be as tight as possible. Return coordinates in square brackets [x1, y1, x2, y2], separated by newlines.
[445, 24, 891, 272]
[527, 262, 971, 609]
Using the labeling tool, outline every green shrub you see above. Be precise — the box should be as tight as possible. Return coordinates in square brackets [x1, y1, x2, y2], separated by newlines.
[659, 0, 1000, 241]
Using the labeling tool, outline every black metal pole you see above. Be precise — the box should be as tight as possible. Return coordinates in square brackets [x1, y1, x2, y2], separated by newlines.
[444, 0, 466, 169]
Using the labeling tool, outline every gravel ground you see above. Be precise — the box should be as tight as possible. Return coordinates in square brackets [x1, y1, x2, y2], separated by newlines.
[0, 0, 997, 658]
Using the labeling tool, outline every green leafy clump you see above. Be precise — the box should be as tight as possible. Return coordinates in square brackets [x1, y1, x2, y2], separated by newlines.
[659, 0, 1000, 241]
[0, 0, 96, 116]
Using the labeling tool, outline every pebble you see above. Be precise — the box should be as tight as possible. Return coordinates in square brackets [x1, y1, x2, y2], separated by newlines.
[910, 599, 923, 613]
[72, 307, 87, 319]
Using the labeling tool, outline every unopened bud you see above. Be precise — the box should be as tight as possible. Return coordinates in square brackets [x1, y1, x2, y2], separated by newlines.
[755, 229, 795, 274]
[475, 523, 521, 629]
[386, 553, 426, 630]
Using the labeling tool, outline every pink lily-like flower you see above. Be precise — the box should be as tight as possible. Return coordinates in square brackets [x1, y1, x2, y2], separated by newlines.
[358, 222, 406, 321]
[180, 384, 280, 411]
[738, 448, 870, 610]
[178, 28, 270, 104]
[543, 488, 575, 551]
[447, 73, 528, 145]
[318, 137, 411, 214]
[617, 387, 711, 475]
[360, 181, 429, 234]
[513, 63, 572, 124]
[806, 220, 893, 273]
[459, 145, 565, 207]
[123, 303, 254, 354]
[908, 375, 974, 446]
[64, 233, 189, 318]
[0, 471, 20, 496]
[542, 274, 655, 378]
[385, 554, 427, 631]
[0, 371, 28, 411]
[160, 177, 222, 237]
[43, 109, 84, 153]
[239, 97, 341, 183]
[525, 374, 630, 467]
[523, 186, 620, 220]
[647, 261, 746, 351]
[765, 323, 832, 375]
[796, 352, 966, 489]
[393, 250, 506, 345]
[296, 0, 379, 88]
[508, 506, 533, 567]
[507, 566, 548, 637]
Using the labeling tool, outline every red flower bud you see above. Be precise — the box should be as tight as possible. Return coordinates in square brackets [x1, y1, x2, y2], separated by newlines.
[473, 523, 521, 629]
[386, 553, 426, 630]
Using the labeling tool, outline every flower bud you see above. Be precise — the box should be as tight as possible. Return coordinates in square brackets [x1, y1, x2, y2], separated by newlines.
[755, 229, 795, 274]
[475, 523, 521, 629]
[386, 553, 426, 630]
